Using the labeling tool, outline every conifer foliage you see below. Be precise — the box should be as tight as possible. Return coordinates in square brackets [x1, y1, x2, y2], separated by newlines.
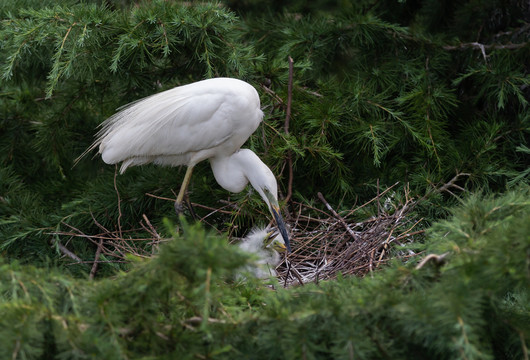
[1, 190, 529, 359]
[1, 0, 529, 256]
[0, 0, 529, 358]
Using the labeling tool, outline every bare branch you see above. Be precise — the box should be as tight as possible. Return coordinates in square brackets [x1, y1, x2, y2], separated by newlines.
[284, 56, 294, 205]
[90, 239, 103, 280]
[415, 253, 449, 270]
[51, 239, 83, 263]
[318, 192, 359, 241]
[443, 41, 529, 52]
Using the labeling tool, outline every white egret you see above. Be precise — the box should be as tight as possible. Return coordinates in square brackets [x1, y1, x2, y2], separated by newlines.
[237, 227, 286, 279]
[76, 77, 291, 251]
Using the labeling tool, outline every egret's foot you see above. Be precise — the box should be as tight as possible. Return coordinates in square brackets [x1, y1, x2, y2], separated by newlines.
[174, 201, 185, 216]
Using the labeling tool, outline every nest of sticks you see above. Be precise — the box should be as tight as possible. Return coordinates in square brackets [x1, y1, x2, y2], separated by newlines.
[52, 182, 424, 285]
[274, 183, 423, 286]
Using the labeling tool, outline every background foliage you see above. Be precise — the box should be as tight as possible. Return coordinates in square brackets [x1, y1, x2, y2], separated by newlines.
[1, 189, 529, 359]
[0, 0, 529, 358]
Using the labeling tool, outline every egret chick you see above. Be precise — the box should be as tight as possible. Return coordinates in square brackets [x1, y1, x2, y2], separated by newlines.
[76, 78, 291, 252]
[238, 227, 287, 279]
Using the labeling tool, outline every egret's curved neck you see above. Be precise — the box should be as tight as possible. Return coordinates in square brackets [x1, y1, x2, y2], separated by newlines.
[209, 149, 277, 207]
[209, 153, 249, 193]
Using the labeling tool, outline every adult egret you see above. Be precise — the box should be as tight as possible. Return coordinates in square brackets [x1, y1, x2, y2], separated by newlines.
[77, 77, 291, 251]
[237, 227, 286, 279]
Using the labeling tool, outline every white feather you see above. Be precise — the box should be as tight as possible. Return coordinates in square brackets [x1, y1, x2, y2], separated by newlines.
[80, 78, 263, 173]
[238, 227, 285, 279]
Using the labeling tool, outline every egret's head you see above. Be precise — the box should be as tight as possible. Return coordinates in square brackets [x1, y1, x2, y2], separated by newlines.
[233, 149, 291, 252]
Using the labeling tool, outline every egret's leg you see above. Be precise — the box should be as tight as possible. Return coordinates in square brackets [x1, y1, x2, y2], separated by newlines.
[175, 165, 194, 215]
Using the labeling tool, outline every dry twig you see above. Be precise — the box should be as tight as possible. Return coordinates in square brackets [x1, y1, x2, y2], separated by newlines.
[90, 239, 103, 280]
[284, 56, 294, 204]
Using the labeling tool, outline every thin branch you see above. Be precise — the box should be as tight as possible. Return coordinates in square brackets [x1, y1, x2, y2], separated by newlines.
[422, 172, 471, 201]
[284, 259, 292, 288]
[284, 56, 294, 134]
[183, 317, 225, 325]
[317, 192, 359, 241]
[376, 178, 381, 218]
[261, 84, 284, 105]
[90, 239, 103, 280]
[284, 56, 294, 204]
[114, 165, 123, 238]
[415, 253, 449, 270]
[437, 172, 471, 194]
[52, 239, 83, 263]
[145, 192, 234, 215]
[376, 227, 395, 266]
[343, 181, 400, 218]
[443, 41, 529, 52]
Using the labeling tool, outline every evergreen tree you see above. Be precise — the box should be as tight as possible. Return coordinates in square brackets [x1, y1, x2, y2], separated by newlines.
[1, 0, 529, 263]
[1, 190, 528, 359]
[0, 1, 529, 357]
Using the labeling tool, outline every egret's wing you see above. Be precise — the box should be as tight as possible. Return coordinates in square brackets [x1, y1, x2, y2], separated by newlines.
[99, 92, 230, 163]
[79, 79, 262, 168]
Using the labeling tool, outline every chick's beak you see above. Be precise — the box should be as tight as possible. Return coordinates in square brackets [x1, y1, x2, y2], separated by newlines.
[274, 240, 287, 253]
[265, 231, 287, 252]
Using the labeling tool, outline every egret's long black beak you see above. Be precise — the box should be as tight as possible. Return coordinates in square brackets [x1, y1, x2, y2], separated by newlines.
[270, 204, 292, 253]
[263, 188, 292, 253]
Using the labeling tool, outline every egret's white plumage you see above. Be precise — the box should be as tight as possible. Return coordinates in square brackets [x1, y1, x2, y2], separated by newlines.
[77, 77, 291, 251]
[87, 78, 263, 172]
[238, 227, 286, 279]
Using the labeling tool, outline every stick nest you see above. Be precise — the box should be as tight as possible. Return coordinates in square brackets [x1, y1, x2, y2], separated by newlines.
[275, 184, 423, 287]
[53, 183, 424, 285]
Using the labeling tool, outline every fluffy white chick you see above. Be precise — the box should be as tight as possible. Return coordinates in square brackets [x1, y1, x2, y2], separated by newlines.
[237, 227, 287, 279]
